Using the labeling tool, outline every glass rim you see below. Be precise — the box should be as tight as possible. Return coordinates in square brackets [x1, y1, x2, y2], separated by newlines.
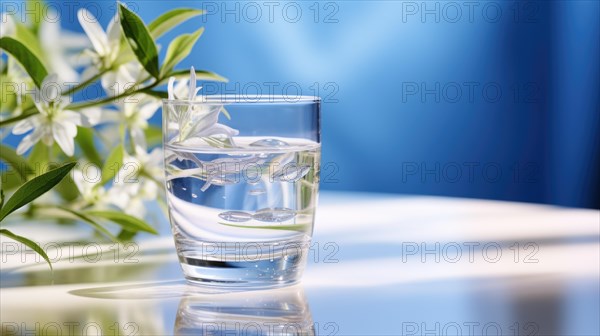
[162, 95, 321, 105]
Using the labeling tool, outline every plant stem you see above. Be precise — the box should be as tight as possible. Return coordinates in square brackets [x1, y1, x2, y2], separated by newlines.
[0, 108, 38, 127]
[66, 80, 161, 110]
[62, 70, 107, 96]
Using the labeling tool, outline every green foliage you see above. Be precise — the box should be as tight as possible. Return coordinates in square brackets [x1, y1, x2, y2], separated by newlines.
[144, 125, 163, 146]
[75, 127, 103, 167]
[148, 8, 205, 39]
[119, 4, 160, 78]
[0, 144, 33, 181]
[161, 69, 227, 84]
[160, 28, 204, 77]
[85, 210, 158, 234]
[54, 206, 118, 242]
[101, 144, 124, 185]
[0, 229, 53, 271]
[0, 162, 76, 221]
[0, 2, 221, 270]
[14, 22, 45, 64]
[0, 37, 48, 87]
[0, 109, 39, 128]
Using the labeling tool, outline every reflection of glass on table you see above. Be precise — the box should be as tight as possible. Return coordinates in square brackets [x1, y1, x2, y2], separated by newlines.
[174, 285, 314, 335]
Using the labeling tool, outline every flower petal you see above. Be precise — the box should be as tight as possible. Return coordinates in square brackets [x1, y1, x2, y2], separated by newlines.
[147, 147, 163, 165]
[168, 77, 175, 100]
[77, 8, 109, 55]
[100, 71, 117, 94]
[41, 125, 54, 145]
[81, 107, 116, 126]
[16, 128, 44, 155]
[72, 167, 100, 195]
[0, 13, 16, 38]
[138, 101, 160, 120]
[59, 110, 83, 126]
[174, 77, 189, 99]
[81, 66, 99, 82]
[41, 74, 61, 103]
[131, 127, 147, 152]
[12, 116, 41, 135]
[140, 180, 158, 200]
[188, 66, 196, 101]
[60, 31, 92, 50]
[52, 123, 76, 156]
[40, 15, 80, 82]
[106, 13, 121, 47]
[199, 123, 240, 137]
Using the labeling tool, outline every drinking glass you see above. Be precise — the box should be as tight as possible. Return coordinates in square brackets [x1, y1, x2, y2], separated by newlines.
[163, 95, 320, 289]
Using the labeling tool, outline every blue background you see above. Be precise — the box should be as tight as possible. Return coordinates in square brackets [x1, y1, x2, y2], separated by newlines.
[4, 1, 599, 208]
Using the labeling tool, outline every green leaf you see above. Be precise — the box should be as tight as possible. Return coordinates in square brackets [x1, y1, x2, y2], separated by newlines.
[101, 144, 124, 184]
[28, 141, 49, 167]
[117, 229, 137, 241]
[86, 210, 158, 234]
[0, 172, 24, 191]
[160, 69, 227, 84]
[55, 206, 118, 242]
[160, 28, 204, 77]
[75, 127, 102, 167]
[0, 37, 48, 88]
[0, 188, 4, 209]
[119, 4, 160, 78]
[54, 173, 79, 202]
[0, 162, 76, 222]
[14, 22, 45, 65]
[144, 125, 163, 146]
[26, 0, 45, 33]
[148, 8, 205, 40]
[0, 229, 53, 271]
[221, 107, 231, 120]
[0, 68, 17, 112]
[0, 144, 34, 181]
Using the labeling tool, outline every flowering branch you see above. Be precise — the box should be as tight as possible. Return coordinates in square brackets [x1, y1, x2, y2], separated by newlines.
[0, 1, 225, 269]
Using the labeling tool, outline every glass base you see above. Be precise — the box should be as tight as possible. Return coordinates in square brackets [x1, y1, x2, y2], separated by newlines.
[177, 244, 308, 290]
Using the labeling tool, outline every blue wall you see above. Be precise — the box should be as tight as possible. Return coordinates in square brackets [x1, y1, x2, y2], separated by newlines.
[5, 1, 599, 208]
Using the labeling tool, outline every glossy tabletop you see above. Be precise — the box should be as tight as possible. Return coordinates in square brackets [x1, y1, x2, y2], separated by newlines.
[1, 191, 599, 335]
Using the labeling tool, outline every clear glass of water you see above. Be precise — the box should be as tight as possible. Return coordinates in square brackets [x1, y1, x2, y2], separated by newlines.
[163, 95, 320, 289]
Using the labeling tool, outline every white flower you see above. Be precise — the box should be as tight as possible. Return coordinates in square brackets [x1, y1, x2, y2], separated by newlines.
[72, 162, 145, 215]
[167, 67, 239, 144]
[72, 165, 107, 205]
[77, 9, 121, 79]
[168, 66, 202, 101]
[107, 148, 163, 217]
[101, 61, 150, 98]
[84, 60, 159, 151]
[134, 146, 164, 180]
[98, 94, 160, 152]
[12, 74, 82, 156]
[40, 9, 90, 82]
[0, 13, 15, 39]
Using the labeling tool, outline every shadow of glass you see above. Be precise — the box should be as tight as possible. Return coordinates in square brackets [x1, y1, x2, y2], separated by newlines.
[174, 285, 314, 335]
[69, 280, 225, 299]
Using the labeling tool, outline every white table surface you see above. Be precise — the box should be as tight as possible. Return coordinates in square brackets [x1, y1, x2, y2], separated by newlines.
[1, 191, 599, 335]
